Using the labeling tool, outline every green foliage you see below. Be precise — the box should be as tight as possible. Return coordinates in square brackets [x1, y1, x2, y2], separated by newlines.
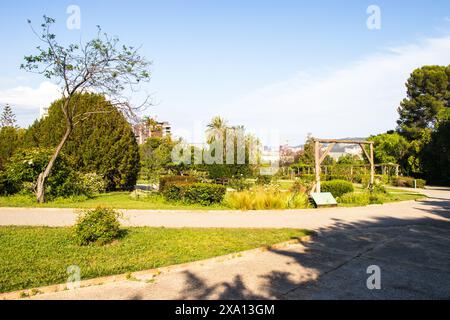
[397, 65, 450, 140]
[159, 175, 198, 192]
[337, 192, 369, 205]
[0, 126, 24, 170]
[228, 178, 253, 191]
[255, 175, 272, 185]
[23, 93, 140, 191]
[203, 117, 258, 179]
[224, 186, 310, 210]
[421, 120, 450, 186]
[74, 207, 122, 246]
[183, 183, 227, 205]
[337, 154, 363, 165]
[289, 179, 310, 194]
[369, 132, 409, 164]
[0, 171, 18, 195]
[162, 182, 226, 205]
[372, 183, 387, 194]
[139, 136, 175, 183]
[3, 148, 83, 198]
[391, 177, 426, 188]
[296, 136, 315, 166]
[361, 174, 389, 188]
[78, 172, 107, 196]
[393, 65, 449, 184]
[320, 180, 354, 197]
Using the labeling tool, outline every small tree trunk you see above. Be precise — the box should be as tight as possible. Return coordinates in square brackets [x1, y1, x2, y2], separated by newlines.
[36, 125, 72, 203]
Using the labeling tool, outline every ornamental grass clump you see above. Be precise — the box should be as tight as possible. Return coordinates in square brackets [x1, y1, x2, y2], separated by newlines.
[224, 186, 309, 210]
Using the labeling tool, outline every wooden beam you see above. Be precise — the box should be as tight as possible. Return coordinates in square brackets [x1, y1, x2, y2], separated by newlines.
[359, 143, 373, 165]
[314, 138, 373, 145]
[319, 143, 335, 164]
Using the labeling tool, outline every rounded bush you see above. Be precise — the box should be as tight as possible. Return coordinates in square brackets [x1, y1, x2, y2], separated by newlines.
[321, 180, 354, 197]
[74, 207, 122, 246]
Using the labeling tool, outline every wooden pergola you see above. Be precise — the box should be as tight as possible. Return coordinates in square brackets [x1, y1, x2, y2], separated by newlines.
[313, 138, 374, 193]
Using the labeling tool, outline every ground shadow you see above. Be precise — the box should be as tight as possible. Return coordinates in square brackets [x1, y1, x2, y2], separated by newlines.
[173, 196, 450, 300]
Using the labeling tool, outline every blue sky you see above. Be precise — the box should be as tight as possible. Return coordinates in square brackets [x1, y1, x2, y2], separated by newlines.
[0, 0, 449, 145]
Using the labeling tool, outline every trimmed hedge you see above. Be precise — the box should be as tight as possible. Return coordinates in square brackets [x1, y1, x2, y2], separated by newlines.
[162, 182, 226, 205]
[392, 177, 426, 188]
[159, 175, 197, 192]
[321, 179, 354, 197]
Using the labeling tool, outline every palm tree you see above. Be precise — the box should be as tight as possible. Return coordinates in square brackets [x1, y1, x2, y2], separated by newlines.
[206, 116, 228, 143]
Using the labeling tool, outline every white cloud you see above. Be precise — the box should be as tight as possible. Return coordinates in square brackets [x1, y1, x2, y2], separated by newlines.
[219, 35, 450, 145]
[0, 81, 60, 111]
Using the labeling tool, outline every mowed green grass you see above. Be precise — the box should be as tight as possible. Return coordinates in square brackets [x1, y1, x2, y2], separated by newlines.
[0, 192, 229, 210]
[0, 183, 426, 210]
[0, 226, 311, 293]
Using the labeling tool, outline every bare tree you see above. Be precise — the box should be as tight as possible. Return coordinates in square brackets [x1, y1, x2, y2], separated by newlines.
[21, 16, 152, 203]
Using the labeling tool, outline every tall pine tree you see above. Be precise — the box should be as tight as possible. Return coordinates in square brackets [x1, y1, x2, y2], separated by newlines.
[0, 104, 17, 128]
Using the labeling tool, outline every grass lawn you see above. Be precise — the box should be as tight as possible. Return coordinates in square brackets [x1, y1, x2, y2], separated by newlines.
[0, 192, 229, 210]
[338, 185, 426, 207]
[0, 226, 310, 293]
[0, 183, 426, 210]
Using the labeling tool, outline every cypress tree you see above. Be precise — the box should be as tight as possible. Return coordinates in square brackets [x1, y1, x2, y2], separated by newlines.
[23, 93, 140, 190]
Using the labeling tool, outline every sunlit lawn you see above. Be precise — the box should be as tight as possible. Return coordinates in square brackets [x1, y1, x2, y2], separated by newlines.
[0, 226, 311, 293]
[0, 181, 426, 210]
[0, 192, 229, 210]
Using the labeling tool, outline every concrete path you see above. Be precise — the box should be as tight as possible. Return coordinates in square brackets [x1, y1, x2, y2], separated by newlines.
[4, 186, 450, 299]
[0, 187, 449, 232]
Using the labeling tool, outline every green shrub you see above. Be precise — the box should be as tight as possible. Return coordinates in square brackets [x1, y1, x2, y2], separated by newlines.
[286, 192, 310, 209]
[255, 175, 272, 185]
[77, 172, 107, 196]
[0, 170, 18, 195]
[74, 207, 122, 246]
[338, 192, 386, 206]
[161, 182, 226, 205]
[3, 148, 86, 199]
[338, 192, 370, 206]
[290, 179, 311, 194]
[228, 178, 253, 191]
[392, 177, 426, 188]
[372, 183, 387, 194]
[161, 183, 185, 201]
[321, 180, 354, 197]
[183, 183, 227, 205]
[361, 174, 389, 188]
[159, 175, 197, 192]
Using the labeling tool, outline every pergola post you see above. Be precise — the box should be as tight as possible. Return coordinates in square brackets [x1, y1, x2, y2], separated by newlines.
[369, 143, 375, 186]
[314, 140, 321, 193]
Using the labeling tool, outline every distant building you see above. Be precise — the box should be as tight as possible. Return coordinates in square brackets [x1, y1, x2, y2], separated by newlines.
[325, 144, 363, 161]
[133, 119, 171, 144]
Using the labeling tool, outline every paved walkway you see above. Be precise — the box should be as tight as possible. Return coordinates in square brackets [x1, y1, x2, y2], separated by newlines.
[0, 187, 449, 232]
[23, 186, 450, 299]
